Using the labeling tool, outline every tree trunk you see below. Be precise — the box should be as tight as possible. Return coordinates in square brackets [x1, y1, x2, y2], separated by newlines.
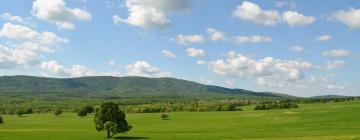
[107, 130, 110, 138]
[110, 133, 115, 138]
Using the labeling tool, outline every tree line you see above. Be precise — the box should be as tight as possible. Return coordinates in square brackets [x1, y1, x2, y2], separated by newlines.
[123, 101, 244, 113]
[254, 100, 299, 110]
[1, 97, 359, 115]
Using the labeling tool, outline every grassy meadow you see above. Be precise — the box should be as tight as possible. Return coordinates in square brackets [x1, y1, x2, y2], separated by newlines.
[1, 101, 360, 140]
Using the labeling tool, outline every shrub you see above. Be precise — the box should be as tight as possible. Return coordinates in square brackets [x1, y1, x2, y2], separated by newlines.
[77, 109, 87, 117]
[83, 106, 94, 114]
[254, 101, 298, 110]
[160, 113, 169, 120]
[0, 115, 3, 124]
[77, 106, 95, 117]
[25, 108, 33, 114]
[54, 108, 63, 116]
[16, 110, 26, 117]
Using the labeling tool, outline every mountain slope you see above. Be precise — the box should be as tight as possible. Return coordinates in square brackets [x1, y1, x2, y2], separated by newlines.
[0, 75, 294, 99]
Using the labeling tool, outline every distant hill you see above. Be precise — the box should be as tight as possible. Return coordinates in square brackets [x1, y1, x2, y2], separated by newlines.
[310, 95, 349, 99]
[0, 75, 294, 100]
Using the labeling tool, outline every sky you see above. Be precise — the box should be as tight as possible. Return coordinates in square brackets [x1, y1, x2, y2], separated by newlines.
[0, 0, 359, 97]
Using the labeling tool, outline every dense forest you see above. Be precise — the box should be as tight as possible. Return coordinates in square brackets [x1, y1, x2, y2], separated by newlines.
[0, 76, 358, 114]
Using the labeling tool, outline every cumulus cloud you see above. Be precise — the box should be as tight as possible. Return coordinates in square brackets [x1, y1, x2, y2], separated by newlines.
[186, 48, 205, 57]
[233, 35, 271, 45]
[290, 46, 305, 52]
[322, 49, 351, 57]
[198, 78, 213, 85]
[0, 45, 38, 68]
[118, 0, 191, 29]
[326, 60, 346, 69]
[32, 0, 91, 30]
[326, 84, 345, 90]
[206, 28, 226, 41]
[0, 23, 67, 69]
[282, 11, 315, 26]
[125, 61, 171, 77]
[331, 8, 360, 29]
[233, 1, 280, 26]
[40, 60, 119, 77]
[159, 49, 176, 58]
[175, 29, 270, 46]
[0, 23, 68, 46]
[108, 60, 116, 66]
[225, 80, 236, 87]
[254, 77, 286, 88]
[1, 12, 25, 24]
[233, 1, 315, 27]
[198, 51, 312, 82]
[173, 34, 204, 45]
[275, 1, 296, 9]
[315, 35, 332, 42]
[40, 60, 70, 76]
[255, 77, 267, 86]
[113, 15, 122, 26]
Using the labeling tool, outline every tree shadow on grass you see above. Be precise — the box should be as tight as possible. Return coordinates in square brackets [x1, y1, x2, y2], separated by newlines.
[113, 136, 150, 140]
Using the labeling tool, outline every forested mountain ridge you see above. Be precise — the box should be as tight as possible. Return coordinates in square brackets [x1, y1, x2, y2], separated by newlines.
[0, 75, 293, 99]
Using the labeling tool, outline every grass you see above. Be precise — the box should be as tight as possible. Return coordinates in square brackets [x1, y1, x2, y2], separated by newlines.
[1, 101, 360, 140]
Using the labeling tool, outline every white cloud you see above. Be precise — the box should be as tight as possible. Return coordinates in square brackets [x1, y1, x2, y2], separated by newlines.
[206, 28, 226, 41]
[197, 60, 206, 65]
[119, 0, 191, 29]
[186, 48, 205, 57]
[233, 1, 280, 26]
[32, 0, 91, 30]
[1, 12, 25, 24]
[125, 61, 171, 77]
[0, 23, 67, 69]
[18, 42, 54, 53]
[199, 51, 312, 82]
[282, 11, 315, 26]
[255, 77, 267, 86]
[290, 46, 305, 52]
[113, 15, 121, 26]
[40, 60, 119, 77]
[322, 49, 351, 57]
[326, 60, 346, 69]
[198, 78, 213, 85]
[315, 35, 332, 42]
[233, 1, 315, 27]
[40, 60, 69, 76]
[159, 49, 176, 58]
[108, 60, 116, 66]
[255, 77, 285, 88]
[0, 45, 38, 68]
[225, 80, 236, 87]
[327, 84, 345, 90]
[233, 35, 271, 45]
[0, 23, 68, 46]
[275, 1, 296, 9]
[174, 34, 204, 45]
[331, 8, 360, 29]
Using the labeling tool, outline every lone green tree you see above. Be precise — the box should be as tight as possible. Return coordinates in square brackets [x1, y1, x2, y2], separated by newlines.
[77, 106, 95, 117]
[54, 108, 63, 116]
[77, 109, 87, 117]
[161, 113, 169, 120]
[0, 115, 3, 124]
[16, 110, 25, 117]
[94, 102, 132, 138]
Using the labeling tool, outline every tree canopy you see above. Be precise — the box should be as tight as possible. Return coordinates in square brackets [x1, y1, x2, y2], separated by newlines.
[94, 102, 131, 138]
[0, 115, 3, 124]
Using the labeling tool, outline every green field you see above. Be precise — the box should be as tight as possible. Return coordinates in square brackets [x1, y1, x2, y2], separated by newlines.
[1, 101, 360, 140]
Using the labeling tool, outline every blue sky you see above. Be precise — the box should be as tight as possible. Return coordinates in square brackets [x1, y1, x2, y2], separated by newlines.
[0, 0, 359, 97]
